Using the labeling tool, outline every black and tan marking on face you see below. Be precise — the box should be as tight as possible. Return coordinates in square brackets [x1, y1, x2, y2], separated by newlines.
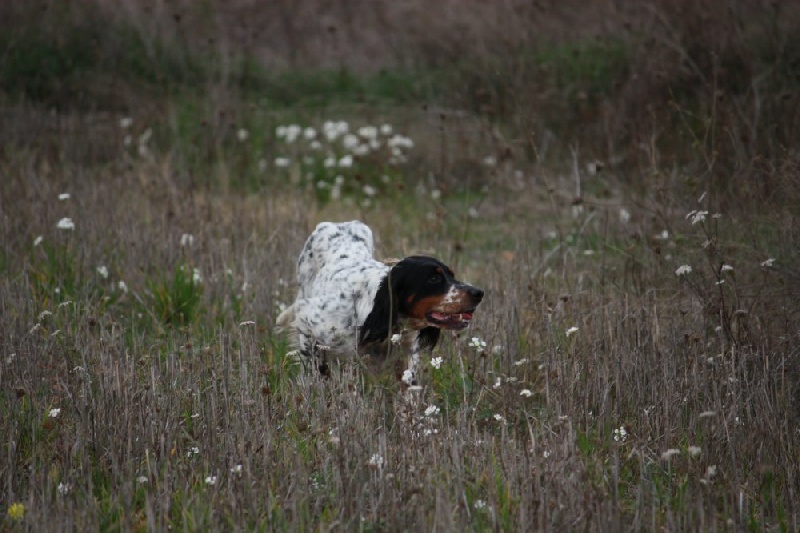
[393, 256, 484, 330]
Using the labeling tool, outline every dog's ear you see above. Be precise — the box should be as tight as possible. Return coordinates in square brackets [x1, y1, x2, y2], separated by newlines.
[360, 276, 396, 344]
[417, 326, 441, 350]
[360, 264, 413, 344]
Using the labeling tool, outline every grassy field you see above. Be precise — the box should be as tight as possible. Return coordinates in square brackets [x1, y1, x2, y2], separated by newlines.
[2, 1, 800, 531]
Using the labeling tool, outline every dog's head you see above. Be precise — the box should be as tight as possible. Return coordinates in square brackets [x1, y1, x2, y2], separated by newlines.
[390, 256, 484, 330]
[360, 255, 484, 346]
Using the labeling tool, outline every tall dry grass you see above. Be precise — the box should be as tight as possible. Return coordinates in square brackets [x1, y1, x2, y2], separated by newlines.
[2, 0, 800, 531]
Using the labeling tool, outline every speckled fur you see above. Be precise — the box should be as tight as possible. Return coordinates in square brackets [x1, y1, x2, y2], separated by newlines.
[278, 221, 389, 359]
[277, 220, 484, 383]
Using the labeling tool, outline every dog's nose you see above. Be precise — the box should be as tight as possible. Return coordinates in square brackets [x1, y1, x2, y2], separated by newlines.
[469, 287, 484, 302]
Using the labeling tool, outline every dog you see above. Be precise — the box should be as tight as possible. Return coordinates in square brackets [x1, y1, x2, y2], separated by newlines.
[276, 221, 484, 385]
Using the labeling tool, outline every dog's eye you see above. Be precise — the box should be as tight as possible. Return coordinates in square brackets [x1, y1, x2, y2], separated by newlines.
[427, 274, 443, 284]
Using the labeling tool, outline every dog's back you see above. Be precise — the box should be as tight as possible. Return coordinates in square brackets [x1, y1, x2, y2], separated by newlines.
[276, 221, 386, 353]
[296, 221, 376, 297]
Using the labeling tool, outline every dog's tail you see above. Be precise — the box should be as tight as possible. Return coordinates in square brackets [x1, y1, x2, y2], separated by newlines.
[275, 304, 295, 331]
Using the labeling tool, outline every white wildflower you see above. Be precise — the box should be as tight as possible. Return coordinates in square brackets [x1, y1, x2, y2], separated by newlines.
[56, 218, 75, 231]
[513, 358, 529, 366]
[368, 453, 384, 468]
[468, 337, 487, 350]
[323, 120, 348, 141]
[136, 476, 148, 484]
[118, 281, 128, 293]
[474, 499, 488, 510]
[401, 369, 414, 385]
[274, 157, 291, 168]
[761, 258, 775, 268]
[180, 233, 194, 247]
[613, 426, 628, 442]
[687, 445, 702, 457]
[39, 310, 52, 320]
[390, 333, 402, 345]
[284, 124, 302, 143]
[675, 265, 692, 276]
[424, 405, 440, 417]
[303, 127, 317, 140]
[96, 265, 108, 279]
[192, 268, 202, 284]
[483, 155, 497, 167]
[661, 448, 681, 461]
[33, 235, 43, 246]
[49, 408, 61, 418]
[387, 134, 414, 150]
[236, 128, 249, 142]
[205, 476, 217, 485]
[362, 185, 377, 197]
[230, 464, 243, 475]
[520, 389, 533, 397]
[120, 117, 133, 129]
[565, 326, 579, 338]
[338, 154, 353, 168]
[493, 414, 505, 422]
[619, 208, 631, 223]
[57, 482, 71, 495]
[721, 264, 734, 273]
[358, 126, 377, 140]
[430, 356, 443, 369]
[239, 321, 256, 327]
[686, 210, 708, 225]
[379, 124, 393, 135]
[342, 133, 360, 150]
[187, 446, 200, 457]
[58, 193, 70, 201]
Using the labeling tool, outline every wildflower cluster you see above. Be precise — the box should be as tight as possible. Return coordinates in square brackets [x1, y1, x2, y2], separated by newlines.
[271, 120, 414, 205]
[368, 453, 385, 469]
[468, 337, 487, 350]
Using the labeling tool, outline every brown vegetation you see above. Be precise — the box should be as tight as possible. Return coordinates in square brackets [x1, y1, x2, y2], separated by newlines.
[1, 0, 799, 530]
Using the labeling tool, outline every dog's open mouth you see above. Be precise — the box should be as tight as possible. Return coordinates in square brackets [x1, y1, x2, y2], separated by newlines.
[427, 310, 475, 330]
